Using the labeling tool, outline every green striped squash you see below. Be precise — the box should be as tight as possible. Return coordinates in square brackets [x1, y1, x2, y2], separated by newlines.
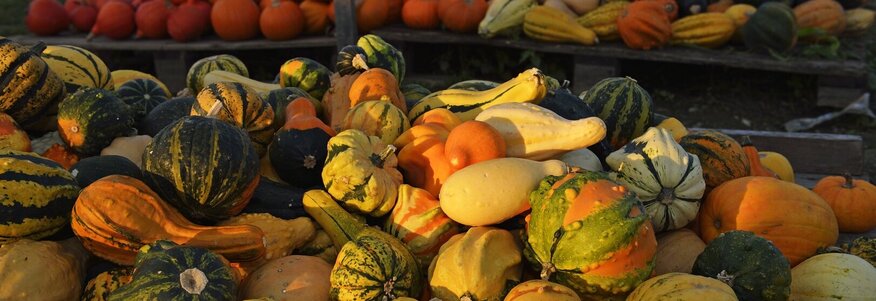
[341, 100, 411, 145]
[116, 78, 169, 122]
[41, 45, 113, 92]
[278, 57, 332, 100]
[400, 83, 431, 110]
[263, 87, 322, 130]
[191, 82, 275, 157]
[82, 267, 134, 301]
[678, 130, 750, 190]
[142, 116, 260, 223]
[357, 34, 406, 83]
[186, 54, 248, 93]
[57, 87, 136, 156]
[108, 241, 237, 301]
[447, 79, 500, 91]
[0, 151, 80, 244]
[331, 229, 423, 300]
[0, 39, 66, 127]
[581, 77, 653, 150]
[335, 45, 369, 76]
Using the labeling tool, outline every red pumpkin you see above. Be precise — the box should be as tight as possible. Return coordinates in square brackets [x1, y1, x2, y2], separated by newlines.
[88, 0, 136, 40]
[300, 0, 330, 34]
[260, 0, 305, 41]
[437, 0, 488, 33]
[402, 0, 439, 29]
[68, 3, 98, 32]
[168, 0, 209, 42]
[617, 1, 672, 50]
[387, 0, 403, 23]
[212, 0, 261, 41]
[189, 0, 213, 31]
[135, 0, 170, 39]
[26, 0, 70, 36]
[357, 0, 390, 32]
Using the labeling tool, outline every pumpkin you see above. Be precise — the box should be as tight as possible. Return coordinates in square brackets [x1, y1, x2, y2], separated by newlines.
[70, 155, 142, 188]
[347, 68, 407, 113]
[260, 0, 304, 41]
[300, 0, 330, 34]
[428, 227, 522, 301]
[618, 1, 673, 50]
[26, 0, 70, 36]
[0, 112, 32, 152]
[191, 82, 275, 156]
[699, 176, 839, 266]
[134, 0, 169, 39]
[138, 96, 195, 137]
[71, 175, 266, 265]
[384, 184, 459, 268]
[116, 78, 169, 122]
[504, 280, 581, 301]
[186, 54, 249, 94]
[679, 130, 750, 190]
[356, 0, 390, 33]
[693, 231, 791, 301]
[396, 128, 454, 196]
[322, 73, 362, 131]
[740, 136, 778, 178]
[278, 58, 332, 100]
[99, 135, 152, 168]
[607, 127, 706, 232]
[167, 0, 209, 42]
[627, 273, 738, 301]
[68, 1, 97, 32]
[82, 267, 134, 301]
[653, 228, 706, 275]
[217, 213, 316, 261]
[356, 34, 407, 83]
[439, 0, 489, 33]
[444, 120, 506, 172]
[57, 87, 136, 156]
[211, 0, 260, 40]
[108, 241, 239, 301]
[264, 87, 322, 129]
[0, 239, 87, 301]
[321, 129, 403, 217]
[88, 1, 135, 40]
[640, 0, 680, 20]
[794, 0, 846, 36]
[269, 128, 331, 189]
[142, 116, 261, 223]
[742, 2, 797, 53]
[403, 0, 440, 29]
[790, 253, 876, 300]
[240, 255, 332, 301]
[342, 100, 411, 145]
[524, 171, 657, 299]
[580, 76, 653, 150]
[812, 174, 876, 233]
[758, 151, 794, 182]
[0, 39, 65, 127]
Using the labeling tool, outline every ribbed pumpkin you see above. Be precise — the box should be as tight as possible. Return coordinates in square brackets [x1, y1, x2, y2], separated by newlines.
[617, 1, 674, 50]
[211, 0, 260, 41]
[428, 227, 522, 301]
[742, 2, 797, 53]
[191, 82, 275, 156]
[699, 176, 839, 266]
[812, 174, 876, 233]
[577, 1, 630, 41]
[384, 184, 459, 268]
[524, 171, 657, 299]
[278, 57, 332, 100]
[142, 116, 261, 223]
[107, 241, 238, 301]
[794, 0, 846, 36]
[134, 0, 169, 39]
[0, 39, 65, 127]
[693, 231, 792, 301]
[116, 78, 169, 122]
[790, 253, 876, 300]
[57, 87, 136, 156]
[260, 0, 304, 41]
[0, 151, 79, 244]
[41, 45, 113, 92]
[580, 77, 653, 150]
[679, 130, 750, 190]
[268, 127, 331, 189]
[82, 267, 134, 301]
[342, 100, 411, 145]
[670, 13, 736, 48]
[653, 229, 706, 275]
[300, 0, 330, 34]
[186, 54, 249, 94]
[0, 113, 32, 152]
[627, 273, 738, 301]
[504, 280, 581, 301]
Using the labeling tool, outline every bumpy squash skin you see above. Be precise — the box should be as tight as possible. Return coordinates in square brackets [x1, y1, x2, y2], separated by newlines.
[0, 239, 87, 301]
[57, 87, 136, 156]
[693, 231, 791, 301]
[191, 82, 275, 157]
[330, 229, 423, 301]
[581, 77, 653, 150]
[428, 227, 522, 301]
[0, 40, 66, 128]
[679, 130, 750, 190]
[627, 273, 738, 301]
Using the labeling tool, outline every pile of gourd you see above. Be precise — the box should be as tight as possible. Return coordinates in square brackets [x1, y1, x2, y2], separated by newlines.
[1, 33, 876, 301]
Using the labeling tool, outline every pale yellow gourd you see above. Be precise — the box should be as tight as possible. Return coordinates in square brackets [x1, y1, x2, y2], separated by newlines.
[627, 273, 738, 301]
[202, 70, 281, 95]
[557, 148, 602, 171]
[439, 158, 569, 226]
[428, 227, 522, 301]
[504, 280, 581, 301]
[475, 102, 607, 160]
[0, 239, 90, 301]
[790, 253, 876, 300]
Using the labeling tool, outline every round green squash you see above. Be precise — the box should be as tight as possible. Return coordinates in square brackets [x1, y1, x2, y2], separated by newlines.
[57, 87, 136, 156]
[142, 116, 260, 223]
[400, 83, 432, 111]
[330, 229, 423, 300]
[108, 240, 237, 301]
[263, 87, 322, 129]
[116, 78, 170, 122]
[278, 57, 332, 100]
[356, 34, 406, 83]
[191, 82, 275, 157]
[70, 155, 142, 188]
[186, 54, 248, 94]
[742, 2, 797, 54]
[692, 230, 791, 301]
[0, 39, 66, 127]
[580, 77, 653, 150]
[138, 96, 195, 137]
[336, 45, 369, 76]
[0, 150, 80, 244]
[268, 127, 331, 189]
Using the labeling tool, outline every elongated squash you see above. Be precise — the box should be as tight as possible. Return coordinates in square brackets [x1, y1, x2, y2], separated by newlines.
[202, 70, 281, 96]
[478, 0, 538, 38]
[671, 13, 736, 48]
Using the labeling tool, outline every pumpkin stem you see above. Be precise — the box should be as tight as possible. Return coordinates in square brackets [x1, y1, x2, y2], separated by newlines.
[540, 262, 556, 280]
[842, 173, 855, 189]
[371, 144, 397, 168]
[624, 76, 638, 83]
[740, 135, 753, 147]
[561, 80, 571, 89]
[716, 270, 735, 288]
[460, 295, 474, 301]
[352, 54, 370, 71]
[179, 268, 209, 295]
[382, 276, 397, 300]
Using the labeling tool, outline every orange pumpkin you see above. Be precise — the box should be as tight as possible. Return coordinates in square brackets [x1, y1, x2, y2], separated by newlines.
[402, 0, 440, 29]
[397, 135, 454, 196]
[212, 0, 261, 41]
[259, 0, 290, 10]
[794, 0, 846, 36]
[260, 0, 304, 41]
[347, 68, 407, 112]
[357, 0, 390, 32]
[284, 97, 336, 136]
[300, 0, 330, 34]
[412, 108, 462, 129]
[444, 120, 505, 173]
[740, 136, 779, 178]
[617, 1, 673, 50]
[387, 0, 403, 23]
[321, 73, 362, 131]
[437, 0, 488, 33]
[812, 174, 876, 233]
[699, 176, 839, 266]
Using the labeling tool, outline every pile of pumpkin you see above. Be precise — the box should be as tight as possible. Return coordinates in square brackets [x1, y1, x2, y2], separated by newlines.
[26, 0, 336, 42]
[2, 33, 876, 301]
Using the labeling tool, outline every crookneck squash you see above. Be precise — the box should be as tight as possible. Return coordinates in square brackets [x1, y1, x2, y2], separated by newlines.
[693, 231, 791, 301]
[57, 87, 136, 156]
[191, 81, 275, 156]
[217, 213, 316, 261]
[740, 136, 778, 178]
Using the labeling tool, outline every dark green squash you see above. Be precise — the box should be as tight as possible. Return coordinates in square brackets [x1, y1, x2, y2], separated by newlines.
[240, 178, 307, 220]
[263, 87, 322, 130]
[108, 240, 237, 301]
[70, 155, 142, 188]
[0, 39, 66, 128]
[186, 54, 248, 94]
[115, 78, 169, 122]
[692, 230, 791, 301]
[537, 81, 612, 166]
[400, 83, 432, 111]
[137, 97, 195, 137]
[57, 88, 135, 156]
[142, 116, 260, 223]
[742, 2, 798, 54]
[580, 76, 653, 150]
[336, 45, 369, 76]
[191, 82, 275, 157]
[0, 150, 80, 244]
[357, 35, 406, 83]
[268, 127, 330, 189]
[278, 57, 332, 100]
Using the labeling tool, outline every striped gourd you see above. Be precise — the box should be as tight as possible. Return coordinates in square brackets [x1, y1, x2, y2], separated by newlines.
[116, 78, 169, 122]
[384, 184, 459, 268]
[342, 100, 411, 145]
[357, 34, 406, 83]
[82, 267, 134, 301]
[111, 69, 172, 96]
[678, 130, 750, 189]
[142, 116, 260, 223]
[0, 39, 66, 127]
[580, 76, 653, 150]
[41, 45, 113, 91]
[57, 88, 136, 156]
[671, 13, 736, 48]
[577, 1, 630, 41]
[278, 57, 332, 100]
[627, 273, 738, 301]
[0, 151, 79, 244]
[191, 82, 275, 157]
[186, 54, 248, 93]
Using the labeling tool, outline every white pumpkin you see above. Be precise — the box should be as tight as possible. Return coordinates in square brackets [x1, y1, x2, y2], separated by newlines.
[790, 253, 876, 300]
[558, 148, 602, 171]
[606, 127, 705, 232]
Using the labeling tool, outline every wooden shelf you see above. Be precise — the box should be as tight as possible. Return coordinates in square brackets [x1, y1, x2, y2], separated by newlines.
[9, 34, 338, 51]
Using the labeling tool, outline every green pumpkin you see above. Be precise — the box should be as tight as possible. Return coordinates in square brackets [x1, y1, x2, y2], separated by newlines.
[116, 78, 170, 122]
[580, 77, 653, 150]
[357, 35, 406, 83]
[57, 87, 136, 156]
[0, 39, 66, 127]
[0, 151, 80, 244]
[742, 2, 797, 54]
[692, 231, 791, 301]
[336, 45, 369, 76]
[108, 241, 237, 301]
[186, 54, 248, 93]
[268, 127, 331, 189]
[278, 58, 332, 100]
[524, 171, 657, 300]
[263, 87, 322, 129]
[331, 228, 424, 300]
[142, 116, 260, 223]
[400, 83, 432, 111]
[191, 82, 275, 157]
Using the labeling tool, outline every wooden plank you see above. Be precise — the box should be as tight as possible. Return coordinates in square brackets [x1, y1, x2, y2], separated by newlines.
[8, 34, 336, 51]
[333, 0, 358, 50]
[372, 27, 867, 78]
[817, 86, 866, 108]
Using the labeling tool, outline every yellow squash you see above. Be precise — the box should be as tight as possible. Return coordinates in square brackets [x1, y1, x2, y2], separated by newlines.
[478, 0, 538, 38]
[577, 1, 630, 41]
[845, 8, 876, 35]
[524, 6, 599, 45]
[428, 227, 522, 301]
[671, 13, 736, 48]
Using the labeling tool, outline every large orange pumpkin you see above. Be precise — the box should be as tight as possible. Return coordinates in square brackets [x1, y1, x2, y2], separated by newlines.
[812, 174, 876, 233]
[402, 0, 440, 29]
[300, 0, 330, 34]
[437, 0, 488, 33]
[617, 1, 673, 50]
[211, 0, 261, 41]
[260, 0, 304, 41]
[699, 176, 838, 266]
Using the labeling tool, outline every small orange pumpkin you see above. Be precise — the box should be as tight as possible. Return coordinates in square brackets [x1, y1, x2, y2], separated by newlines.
[284, 97, 336, 136]
[812, 173, 876, 233]
[402, 0, 440, 29]
[794, 0, 846, 36]
[357, 0, 390, 33]
[211, 0, 261, 41]
[347, 68, 407, 112]
[437, 0, 488, 33]
[618, 1, 673, 50]
[299, 0, 330, 34]
[260, 0, 304, 41]
[444, 120, 505, 173]
[41, 143, 79, 170]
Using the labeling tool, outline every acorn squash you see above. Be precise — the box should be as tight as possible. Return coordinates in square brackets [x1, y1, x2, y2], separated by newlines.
[137, 96, 195, 137]
[742, 2, 797, 53]
[693, 230, 791, 301]
[116, 78, 169, 122]
[278, 57, 332, 100]
[70, 155, 142, 188]
[57, 87, 136, 156]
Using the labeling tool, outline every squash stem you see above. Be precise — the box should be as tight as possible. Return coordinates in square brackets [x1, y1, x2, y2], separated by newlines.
[716, 270, 735, 288]
[371, 145, 397, 168]
[540, 262, 556, 280]
[352, 54, 370, 71]
[383, 276, 397, 300]
[842, 173, 855, 189]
